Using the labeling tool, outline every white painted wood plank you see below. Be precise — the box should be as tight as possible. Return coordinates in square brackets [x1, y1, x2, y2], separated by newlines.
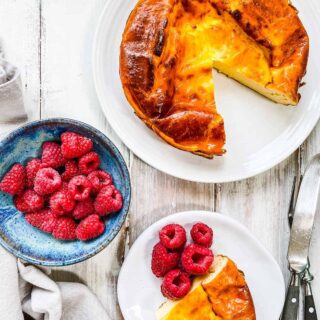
[216, 155, 298, 280]
[128, 155, 215, 245]
[0, 0, 40, 134]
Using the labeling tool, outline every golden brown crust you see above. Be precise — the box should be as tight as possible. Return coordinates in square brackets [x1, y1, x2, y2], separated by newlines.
[120, 0, 173, 119]
[120, 0, 308, 158]
[157, 255, 256, 319]
[203, 257, 256, 320]
[120, 0, 226, 158]
[211, 0, 309, 103]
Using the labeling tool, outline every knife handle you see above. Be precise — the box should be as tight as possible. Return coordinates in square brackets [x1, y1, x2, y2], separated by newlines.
[280, 272, 301, 320]
[305, 282, 318, 320]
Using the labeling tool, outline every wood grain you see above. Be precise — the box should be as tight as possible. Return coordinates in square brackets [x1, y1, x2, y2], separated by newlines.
[216, 155, 298, 278]
[129, 156, 215, 245]
[0, 0, 40, 136]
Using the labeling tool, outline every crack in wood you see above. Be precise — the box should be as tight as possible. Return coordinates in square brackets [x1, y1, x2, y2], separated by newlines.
[39, 0, 43, 120]
[121, 151, 133, 262]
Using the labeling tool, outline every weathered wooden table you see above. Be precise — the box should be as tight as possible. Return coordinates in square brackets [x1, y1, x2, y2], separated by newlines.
[0, 1, 319, 319]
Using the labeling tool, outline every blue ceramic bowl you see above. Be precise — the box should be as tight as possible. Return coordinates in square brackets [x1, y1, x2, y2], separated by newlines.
[0, 118, 131, 266]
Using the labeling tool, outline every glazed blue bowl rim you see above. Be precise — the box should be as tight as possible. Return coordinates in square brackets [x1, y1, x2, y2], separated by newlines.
[0, 118, 131, 266]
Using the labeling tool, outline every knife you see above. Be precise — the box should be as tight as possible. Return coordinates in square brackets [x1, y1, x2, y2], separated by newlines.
[281, 155, 320, 320]
[287, 175, 318, 320]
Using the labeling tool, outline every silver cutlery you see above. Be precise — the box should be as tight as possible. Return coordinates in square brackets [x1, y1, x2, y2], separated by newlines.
[288, 176, 317, 320]
[281, 155, 320, 320]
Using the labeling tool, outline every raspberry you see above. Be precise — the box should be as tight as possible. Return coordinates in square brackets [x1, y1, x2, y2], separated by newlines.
[26, 158, 42, 188]
[41, 142, 66, 169]
[76, 214, 105, 241]
[68, 175, 92, 201]
[72, 197, 94, 220]
[159, 224, 186, 250]
[0, 163, 26, 195]
[14, 190, 44, 213]
[190, 223, 213, 247]
[78, 152, 100, 175]
[181, 244, 213, 275]
[61, 160, 79, 182]
[161, 269, 191, 300]
[52, 217, 77, 240]
[87, 170, 112, 194]
[94, 185, 123, 216]
[14, 194, 29, 212]
[34, 168, 62, 195]
[61, 131, 93, 159]
[151, 243, 180, 277]
[59, 181, 69, 192]
[49, 190, 75, 215]
[25, 209, 58, 233]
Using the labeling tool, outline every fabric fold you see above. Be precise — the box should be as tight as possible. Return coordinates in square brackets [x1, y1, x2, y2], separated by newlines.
[0, 59, 27, 123]
[0, 246, 111, 320]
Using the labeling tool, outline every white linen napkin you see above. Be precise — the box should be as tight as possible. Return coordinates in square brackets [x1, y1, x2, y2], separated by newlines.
[0, 246, 111, 320]
[0, 58, 27, 123]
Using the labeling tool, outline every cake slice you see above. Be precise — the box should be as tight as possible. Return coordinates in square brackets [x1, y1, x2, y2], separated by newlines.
[156, 276, 219, 320]
[156, 255, 256, 319]
[203, 256, 256, 320]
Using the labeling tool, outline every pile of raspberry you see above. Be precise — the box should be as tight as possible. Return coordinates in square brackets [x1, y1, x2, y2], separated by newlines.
[0, 131, 123, 241]
[151, 222, 214, 300]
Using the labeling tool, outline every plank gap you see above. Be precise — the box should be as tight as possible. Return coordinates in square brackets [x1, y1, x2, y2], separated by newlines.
[39, 0, 43, 119]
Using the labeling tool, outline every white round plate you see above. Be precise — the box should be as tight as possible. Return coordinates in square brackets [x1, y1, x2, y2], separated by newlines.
[93, 0, 320, 183]
[117, 211, 285, 320]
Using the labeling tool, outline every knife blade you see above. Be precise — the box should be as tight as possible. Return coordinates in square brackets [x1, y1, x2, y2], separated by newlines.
[281, 154, 320, 320]
[288, 155, 320, 273]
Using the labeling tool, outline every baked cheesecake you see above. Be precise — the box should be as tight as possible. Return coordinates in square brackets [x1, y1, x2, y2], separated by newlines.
[120, 0, 308, 157]
[156, 276, 218, 320]
[156, 255, 256, 319]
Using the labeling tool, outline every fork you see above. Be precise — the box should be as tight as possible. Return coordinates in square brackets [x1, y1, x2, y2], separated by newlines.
[288, 176, 317, 320]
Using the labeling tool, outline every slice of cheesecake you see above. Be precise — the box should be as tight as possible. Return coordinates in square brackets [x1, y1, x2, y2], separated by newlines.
[156, 255, 256, 319]
[156, 275, 219, 320]
[202, 256, 256, 320]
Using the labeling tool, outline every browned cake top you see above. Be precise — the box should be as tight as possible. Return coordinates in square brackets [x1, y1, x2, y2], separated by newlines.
[203, 257, 256, 320]
[120, 0, 308, 158]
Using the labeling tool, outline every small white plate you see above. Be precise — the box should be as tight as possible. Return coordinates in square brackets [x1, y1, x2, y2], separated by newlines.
[117, 211, 285, 320]
[93, 0, 320, 183]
